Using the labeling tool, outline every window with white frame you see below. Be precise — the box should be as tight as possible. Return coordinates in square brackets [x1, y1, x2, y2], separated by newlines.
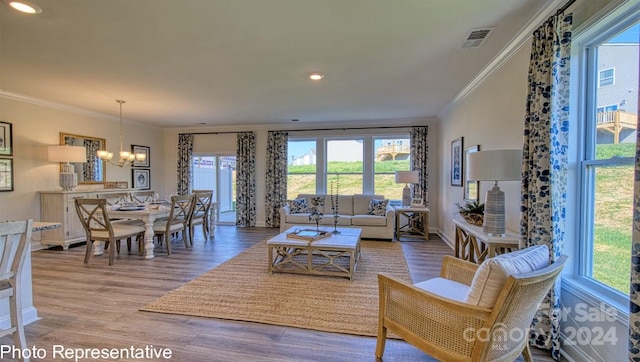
[578, 12, 638, 303]
[287, 132, 410, 200]
[598, 68, 615, 87]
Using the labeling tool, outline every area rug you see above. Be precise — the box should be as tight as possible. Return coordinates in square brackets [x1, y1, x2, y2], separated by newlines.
[140, 240, 411, 337]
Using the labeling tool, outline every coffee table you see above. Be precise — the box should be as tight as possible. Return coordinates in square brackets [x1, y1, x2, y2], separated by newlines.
[267, 226, 362, 280]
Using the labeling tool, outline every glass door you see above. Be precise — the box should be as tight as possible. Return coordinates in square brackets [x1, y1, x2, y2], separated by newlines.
[193, 155, 237, 225]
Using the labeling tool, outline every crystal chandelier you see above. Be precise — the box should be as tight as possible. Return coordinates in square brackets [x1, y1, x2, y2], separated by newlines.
[96, 100, 146, 167]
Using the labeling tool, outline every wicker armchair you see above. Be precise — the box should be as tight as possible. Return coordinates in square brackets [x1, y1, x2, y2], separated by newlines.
[377, 254, 567, 362]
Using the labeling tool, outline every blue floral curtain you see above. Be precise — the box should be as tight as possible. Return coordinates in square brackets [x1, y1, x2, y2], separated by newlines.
[520, 12, 572, 360]
[410, 126, 429, 207]
[236, 132, 256, 226]
[629, 90, 640, 358]
[177, 134, 193, 196]
[265, 131, 288, 228]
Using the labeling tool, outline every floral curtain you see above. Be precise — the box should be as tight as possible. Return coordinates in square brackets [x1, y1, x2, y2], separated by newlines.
[177, 134, 193, 196]
[83, 139, 101, 181]
[265, 131, 288, 228]
[236, 132, 256, 227]
[410, 126, 429, 207]
[520, 12, 572, 360]
[629, 88, 640, 358]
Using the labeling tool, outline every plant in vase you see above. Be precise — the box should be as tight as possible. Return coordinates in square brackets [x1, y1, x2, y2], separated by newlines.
[456, 200, 484, 227]
[309, 196, 324, 231]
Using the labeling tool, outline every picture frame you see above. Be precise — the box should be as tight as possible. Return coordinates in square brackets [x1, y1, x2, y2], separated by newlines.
[131, 145, 150, 167]
[410, 198, 424, 207]
[0, 158, 14, 192]
[0, 122, 13, 156]
[450, 137, 463, 186]
[464, 145, 480, 202]
[132, 168, 150, 190]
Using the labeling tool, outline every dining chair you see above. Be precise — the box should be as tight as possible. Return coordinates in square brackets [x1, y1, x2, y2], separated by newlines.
[131, 190, 156, 204]
[96, 192, 144, 254]
[153, 194, 195, 255]
[75, 198, 146, 265]
[189, 190, 213, 243]
[0, 219, 33, 361]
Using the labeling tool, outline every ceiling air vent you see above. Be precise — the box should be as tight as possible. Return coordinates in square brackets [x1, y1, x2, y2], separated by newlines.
[461, 28, 493, 49]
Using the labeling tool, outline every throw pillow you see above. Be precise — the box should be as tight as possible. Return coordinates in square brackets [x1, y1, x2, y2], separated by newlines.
[368, 199, 389, 216]
[287, 198, 308, 214]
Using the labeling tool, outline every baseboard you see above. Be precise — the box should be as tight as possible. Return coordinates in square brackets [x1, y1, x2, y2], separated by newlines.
[436, 228, 455, 250]
[0, 306, 40, 329]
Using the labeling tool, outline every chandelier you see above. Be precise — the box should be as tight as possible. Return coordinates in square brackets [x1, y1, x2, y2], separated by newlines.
[97, 100, 146, 167]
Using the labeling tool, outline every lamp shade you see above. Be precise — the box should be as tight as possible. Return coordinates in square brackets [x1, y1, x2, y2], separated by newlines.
[395, 170, 419, 184]
[466, 149, 521, 182]
[48, 145, 87, 163]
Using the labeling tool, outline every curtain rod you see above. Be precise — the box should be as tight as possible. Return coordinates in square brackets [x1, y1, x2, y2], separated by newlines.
[558, 0, 576, 14]
[274, 125, 415, 133]
[179, 131, 240, 136]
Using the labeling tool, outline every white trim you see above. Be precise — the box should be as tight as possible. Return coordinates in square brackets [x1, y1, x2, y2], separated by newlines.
[0, 306, 39, 330]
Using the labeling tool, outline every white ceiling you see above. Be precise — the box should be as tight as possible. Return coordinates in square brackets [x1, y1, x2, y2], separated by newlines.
[0, 0, 560, 128]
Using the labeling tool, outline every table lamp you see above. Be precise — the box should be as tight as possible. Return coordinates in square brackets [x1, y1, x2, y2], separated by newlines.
[466, 149, 521, 236]
[48, 145, 87, 191]
[395, 170, 419, 207]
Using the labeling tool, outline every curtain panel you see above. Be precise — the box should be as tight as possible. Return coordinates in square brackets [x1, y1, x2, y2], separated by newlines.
[629, 87, 640, 358]
[410, 126, 429, 207]
[177, 134, 194, 196]
[236, 132, 256, 227]
[520, 12, 572, 360]
[265, 131, 288, 228]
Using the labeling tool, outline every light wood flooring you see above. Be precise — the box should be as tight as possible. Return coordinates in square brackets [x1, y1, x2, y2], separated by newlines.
[1, 226, 556, 361]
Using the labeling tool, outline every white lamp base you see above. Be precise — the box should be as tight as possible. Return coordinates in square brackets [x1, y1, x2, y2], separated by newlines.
[59, 162, 78, 191]
[483, 183, 505, 236]
[402, 185, 411, 207]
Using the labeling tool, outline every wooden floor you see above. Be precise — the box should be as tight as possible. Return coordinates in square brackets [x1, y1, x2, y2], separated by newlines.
[1, 226, 556, 361]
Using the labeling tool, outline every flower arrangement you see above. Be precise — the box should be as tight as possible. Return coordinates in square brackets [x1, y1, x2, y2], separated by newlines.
[308, 196, 324, 231]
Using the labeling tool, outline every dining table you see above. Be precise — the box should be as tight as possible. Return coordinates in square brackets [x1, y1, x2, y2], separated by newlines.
[108, 204, 171, 259]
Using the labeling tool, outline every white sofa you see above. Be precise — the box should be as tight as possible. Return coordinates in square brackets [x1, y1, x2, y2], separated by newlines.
[279, 194, 395, 240]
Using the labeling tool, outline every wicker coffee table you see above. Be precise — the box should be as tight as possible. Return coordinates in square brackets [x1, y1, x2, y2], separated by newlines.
[267, 226, 362, 280]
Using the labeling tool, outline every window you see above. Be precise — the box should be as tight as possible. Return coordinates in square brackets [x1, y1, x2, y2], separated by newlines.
[287, 132, 411, 201]
[598, 68, 615, 87]
[578, 16, 638, 300]
[287, 140, 317, 200]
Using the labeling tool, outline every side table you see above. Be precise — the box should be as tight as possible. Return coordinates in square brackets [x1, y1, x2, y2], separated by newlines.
[395, 207, 429, 241]
[453, 215, 520, 263]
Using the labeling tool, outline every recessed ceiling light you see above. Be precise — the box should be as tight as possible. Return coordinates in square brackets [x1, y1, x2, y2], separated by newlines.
[3, 0, 43, 14]
[308, 73, 324, 81]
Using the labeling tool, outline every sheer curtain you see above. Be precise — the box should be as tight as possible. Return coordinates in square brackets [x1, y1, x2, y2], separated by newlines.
[410, 126, 429, 207]
[177, 134, 193, 196]
[265, 131, 288, 228]
[520, 12, 572, 360]
[236, 132, 256, 227]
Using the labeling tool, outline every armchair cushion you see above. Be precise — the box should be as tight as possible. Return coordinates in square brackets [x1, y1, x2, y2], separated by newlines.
[464, 245, 549, 308]
[414, 277, 469, 303]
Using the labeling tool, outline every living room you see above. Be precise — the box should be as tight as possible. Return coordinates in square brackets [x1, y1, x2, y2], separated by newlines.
[1, 0, 637, 361]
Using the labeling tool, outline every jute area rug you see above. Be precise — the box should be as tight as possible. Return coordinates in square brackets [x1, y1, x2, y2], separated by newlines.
[141, 240, 411, 337]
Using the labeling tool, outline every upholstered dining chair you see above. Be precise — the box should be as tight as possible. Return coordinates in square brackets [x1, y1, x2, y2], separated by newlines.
[153, 194, 195, 255]
[189, 190, 213, 243]
[0, 219, 33, 361]
[75, 198, 146, 265]
[377, 246, 567, 362]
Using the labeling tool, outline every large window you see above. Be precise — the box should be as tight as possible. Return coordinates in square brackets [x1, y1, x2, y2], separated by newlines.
[578, 16, 638, 298]
[287, 132, 411, 200]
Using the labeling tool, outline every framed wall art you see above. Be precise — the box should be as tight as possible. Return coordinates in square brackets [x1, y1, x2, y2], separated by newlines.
[132, 168, 150, 190]
[464, 145, 480, 201]
[450, 137, 463, 186]
[131, 145, 150, 167]
[0, 158, 14, 191]
[0, 122, 13, 156]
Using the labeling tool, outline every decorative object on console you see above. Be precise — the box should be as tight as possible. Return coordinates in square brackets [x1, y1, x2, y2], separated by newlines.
[466, 149, 521, 235]
[104, 181, 129, 189]
[47, 145, 87, 191]
[395, 170, 419, 207]
[329, 180, 340, 234]
[96, 100, 146, 167]
[456, 200, 484, 226]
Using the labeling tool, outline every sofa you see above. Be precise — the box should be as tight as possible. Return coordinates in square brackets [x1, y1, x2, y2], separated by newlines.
[279, 194, 395, 240]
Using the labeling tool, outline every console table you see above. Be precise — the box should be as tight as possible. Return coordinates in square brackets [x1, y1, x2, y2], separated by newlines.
[453, 216, 520, 263]
[395, 207, 429, 241]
